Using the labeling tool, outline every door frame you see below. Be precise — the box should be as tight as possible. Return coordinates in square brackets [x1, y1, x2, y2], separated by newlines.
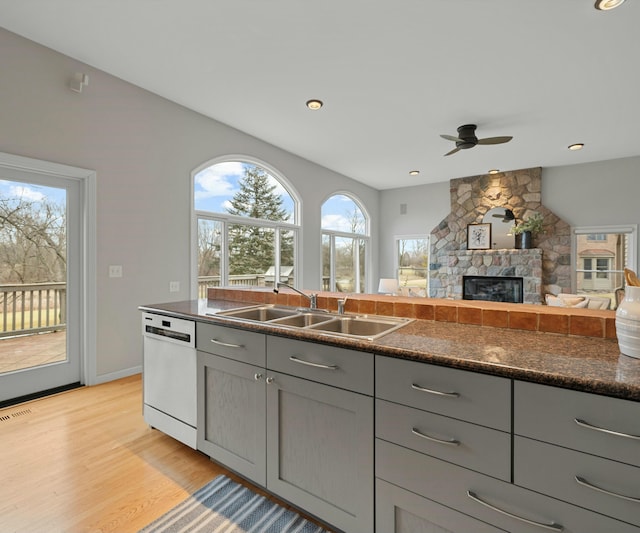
[0, 151, 97, 386]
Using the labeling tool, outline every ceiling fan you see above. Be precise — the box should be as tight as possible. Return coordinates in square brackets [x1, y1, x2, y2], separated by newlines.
[440, 124, 513, 156]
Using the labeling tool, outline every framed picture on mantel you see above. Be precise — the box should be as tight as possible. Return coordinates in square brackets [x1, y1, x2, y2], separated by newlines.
[467, 223, 491, 250]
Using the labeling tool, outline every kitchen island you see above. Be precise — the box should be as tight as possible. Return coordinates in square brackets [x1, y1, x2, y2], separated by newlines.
[140, 292, 640, 533]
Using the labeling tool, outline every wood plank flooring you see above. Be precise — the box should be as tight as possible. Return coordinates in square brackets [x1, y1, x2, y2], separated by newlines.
[0, 374, 327, 533]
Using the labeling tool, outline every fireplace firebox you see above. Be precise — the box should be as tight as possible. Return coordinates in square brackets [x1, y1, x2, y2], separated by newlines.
[463, 276, 523, 303]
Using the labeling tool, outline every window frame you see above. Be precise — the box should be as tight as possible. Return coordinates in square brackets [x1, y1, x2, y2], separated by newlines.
[572, 224, 637, 294]
[191, 156, 301, 298]
[321, 192, 370, 293]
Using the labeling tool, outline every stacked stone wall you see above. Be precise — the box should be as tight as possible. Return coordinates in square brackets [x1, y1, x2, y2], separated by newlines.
[429, 167, 571, 301]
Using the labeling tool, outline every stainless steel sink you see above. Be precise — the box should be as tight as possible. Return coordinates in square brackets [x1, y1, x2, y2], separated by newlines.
[216, 305, 300, 321]
[214, 304, 411, 340]
[308, 316, 410, 340]
[270, 312, 334, 328]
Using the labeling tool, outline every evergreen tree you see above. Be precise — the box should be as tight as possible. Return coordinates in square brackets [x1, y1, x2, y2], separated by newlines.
[226, 166, 292, 275]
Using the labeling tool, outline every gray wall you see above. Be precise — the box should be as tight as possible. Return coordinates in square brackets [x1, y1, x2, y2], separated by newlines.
[0, 28, 379, 380]
[379, 158, 640, 279]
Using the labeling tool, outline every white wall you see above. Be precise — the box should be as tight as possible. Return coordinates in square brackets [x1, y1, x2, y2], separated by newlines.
[379, 158, 640, 278]
[0, 28, 379, 380]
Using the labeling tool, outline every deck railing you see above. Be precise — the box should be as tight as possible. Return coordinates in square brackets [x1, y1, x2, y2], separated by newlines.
[0, 282, 66, 338]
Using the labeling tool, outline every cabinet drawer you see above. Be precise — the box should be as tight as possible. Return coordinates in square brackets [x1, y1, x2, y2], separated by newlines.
[376, 479, 504, 533]
[267, 336, 373, 395]
[376, 439, 640, 533]
[196, 322, 265, 365]
[375, 355, 511, 431]
[514, 436, 640, 528]
[514, 380, 640, 467]
[376, 399, 510, 480]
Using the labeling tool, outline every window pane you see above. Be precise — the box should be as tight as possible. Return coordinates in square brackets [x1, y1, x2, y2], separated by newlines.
[576, 233, 625, 296]
[335, 236, 355, 292]
[194, 161, 294, 223]
[322, 234, 331, 291]
[277, 229, 296, 288]
[396, 238, 428, 293]
[197, 218, 222, 297]
[358, 238, 366, 292]
[321, 194, 365, 234]
[228, 223, 274, 287]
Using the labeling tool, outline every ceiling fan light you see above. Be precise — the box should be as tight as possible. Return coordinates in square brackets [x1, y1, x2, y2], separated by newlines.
[595, 0, 625, 10]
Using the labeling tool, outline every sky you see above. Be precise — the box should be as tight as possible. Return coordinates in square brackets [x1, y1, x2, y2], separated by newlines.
[0, 179, 66, 206]
[194, 161, 366, 233]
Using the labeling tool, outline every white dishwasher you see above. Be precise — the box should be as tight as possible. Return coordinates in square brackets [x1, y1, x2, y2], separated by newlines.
[142, 312, 197, 448]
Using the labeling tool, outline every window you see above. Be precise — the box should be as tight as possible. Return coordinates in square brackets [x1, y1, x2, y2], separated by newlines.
[193, 159, 299, 297]
[321, 194, 369, 293]
[574, 225, 637, 308]
[395, 236, 429, 296]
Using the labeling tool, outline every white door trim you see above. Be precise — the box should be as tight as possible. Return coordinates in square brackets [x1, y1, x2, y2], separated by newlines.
[0, 151, 97, 386]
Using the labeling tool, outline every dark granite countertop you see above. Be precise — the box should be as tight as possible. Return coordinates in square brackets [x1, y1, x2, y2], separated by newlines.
[140, 299, 640, 402]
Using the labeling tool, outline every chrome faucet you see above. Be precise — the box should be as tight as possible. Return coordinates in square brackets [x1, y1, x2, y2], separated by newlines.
[274, 282, 318, 309]
[337, 297, 348, 315]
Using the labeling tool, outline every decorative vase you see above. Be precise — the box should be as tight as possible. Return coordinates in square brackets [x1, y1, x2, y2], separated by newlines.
[615, 286, 640, 359]
[515, 231, 532, 249]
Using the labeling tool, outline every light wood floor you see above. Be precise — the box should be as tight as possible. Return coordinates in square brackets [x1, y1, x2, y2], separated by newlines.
[0, 374, 325, 533]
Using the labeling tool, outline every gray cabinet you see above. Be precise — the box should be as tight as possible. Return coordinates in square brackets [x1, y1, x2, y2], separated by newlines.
[376, 478, 504, 533]
[514, 380, 640, 530]
[266, 370, 374, 533]
[197, 324, 267, 484]
[198, 325, 374, 533]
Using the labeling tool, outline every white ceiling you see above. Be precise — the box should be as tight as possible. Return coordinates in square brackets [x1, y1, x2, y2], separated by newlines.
[1, 0, 639, 190]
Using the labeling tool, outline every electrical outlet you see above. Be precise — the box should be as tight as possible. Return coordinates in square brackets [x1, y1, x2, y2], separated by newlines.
[169, 281, 180, 292]
[109, 265, 123, 278]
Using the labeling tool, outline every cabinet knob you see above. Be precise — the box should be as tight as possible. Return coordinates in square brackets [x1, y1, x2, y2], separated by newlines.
[254, 373, 263, 381]
[266, 376, 274, 384]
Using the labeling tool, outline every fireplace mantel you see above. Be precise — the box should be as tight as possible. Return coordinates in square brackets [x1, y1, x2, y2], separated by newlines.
[445, 249, 543, 304]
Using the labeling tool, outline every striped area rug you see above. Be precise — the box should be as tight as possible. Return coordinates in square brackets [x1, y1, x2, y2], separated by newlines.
[138, 475, 331, 533]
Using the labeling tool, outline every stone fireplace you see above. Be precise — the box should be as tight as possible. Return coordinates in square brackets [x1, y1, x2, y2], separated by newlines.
[429, 168, 571, 303]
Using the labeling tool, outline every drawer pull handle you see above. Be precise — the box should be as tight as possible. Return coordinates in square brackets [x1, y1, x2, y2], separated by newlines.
[574, 418, 640, 441]
[575, 476, 640, 503]
[411, 383, 459, 398]
[467, 491, 564, 532]
[411, 427, 460, 446]
[210, 338, 244, 349]
[289, 355, 338, 370]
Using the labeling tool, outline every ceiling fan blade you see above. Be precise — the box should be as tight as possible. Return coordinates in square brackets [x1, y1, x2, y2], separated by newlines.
[444, 147, 461, 156]
[440, 134, 463, 142]
[477, 136, 513, 145]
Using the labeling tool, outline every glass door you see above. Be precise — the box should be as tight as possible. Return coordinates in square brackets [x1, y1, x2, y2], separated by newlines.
[0, 171, 81, 403]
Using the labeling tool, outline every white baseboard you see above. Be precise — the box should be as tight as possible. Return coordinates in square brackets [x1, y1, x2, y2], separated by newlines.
[94, 366, 142, 384]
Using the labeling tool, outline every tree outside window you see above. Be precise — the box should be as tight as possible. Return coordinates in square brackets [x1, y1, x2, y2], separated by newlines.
[194, 161, 298, 296]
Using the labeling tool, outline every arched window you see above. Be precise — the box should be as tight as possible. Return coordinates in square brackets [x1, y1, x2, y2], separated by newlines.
[321, 193, 369, 293]
[193, 158, 300, 296]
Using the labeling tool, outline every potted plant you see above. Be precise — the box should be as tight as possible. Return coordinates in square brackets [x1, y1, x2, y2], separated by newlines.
[511, 212, 544, 249]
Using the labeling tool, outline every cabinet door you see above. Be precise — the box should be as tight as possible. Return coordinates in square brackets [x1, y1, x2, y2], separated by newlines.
[376, 479, 505, 533]
[197, 351, 266, 485]
[266, 371, 374, 533]
[377, 439, 640, 533]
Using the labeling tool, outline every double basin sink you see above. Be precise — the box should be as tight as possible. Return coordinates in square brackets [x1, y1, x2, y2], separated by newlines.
[214, 304, 412, 341]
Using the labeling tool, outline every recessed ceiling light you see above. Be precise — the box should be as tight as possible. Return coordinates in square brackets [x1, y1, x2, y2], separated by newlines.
[595, 0, 625, 10]
[568, 143, 584, 151]
[306, 99, 323, 110]
[488, 169, 500, 175]
[409, 170, 420, 176]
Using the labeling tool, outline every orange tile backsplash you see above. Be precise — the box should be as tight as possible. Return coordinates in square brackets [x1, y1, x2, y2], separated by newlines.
[206, 288, 616, 340]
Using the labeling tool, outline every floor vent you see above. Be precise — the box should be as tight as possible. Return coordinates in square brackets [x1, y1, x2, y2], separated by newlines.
[0, 408, 33, 422]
